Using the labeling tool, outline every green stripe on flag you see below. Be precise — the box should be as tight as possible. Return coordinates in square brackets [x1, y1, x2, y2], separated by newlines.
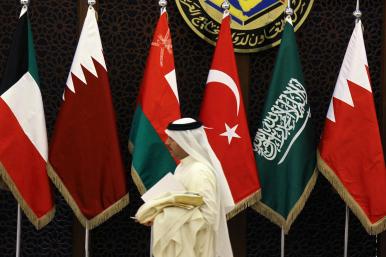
[27, 19, 39, 85]
[129, 106, 176, 192]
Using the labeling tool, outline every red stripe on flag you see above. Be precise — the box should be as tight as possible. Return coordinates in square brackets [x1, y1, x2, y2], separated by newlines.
[137, 12, 180, 143]
[0, 98, 53, 218]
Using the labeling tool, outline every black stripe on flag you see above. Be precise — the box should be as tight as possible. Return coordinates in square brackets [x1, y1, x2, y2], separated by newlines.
[0, 12, 28, 96]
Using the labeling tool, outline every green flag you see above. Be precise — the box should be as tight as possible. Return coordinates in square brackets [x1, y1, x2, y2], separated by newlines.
[252, 17, 317, 233]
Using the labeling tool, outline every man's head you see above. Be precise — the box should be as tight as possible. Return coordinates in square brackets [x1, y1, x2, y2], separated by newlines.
[165, 118, 202, 160]
[165, 136, 188, 160]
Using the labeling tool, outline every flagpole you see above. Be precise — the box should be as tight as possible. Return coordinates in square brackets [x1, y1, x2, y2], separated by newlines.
[15, 0, 29, 254]
[286, 0, 293, 16]
[221, 0, 230, 15]
[344, 206, 349, 257]
[342, 4, 362, 257]
[15, 204, 21, 257]
[159, 0, 166, 14]
[84, 1, 97, 255]
[278, 3, 293, 257]
[281, 228, 285, 257]
[353, 0, 362, 24]
[150, 227, 153, 257]
[84, 3, 95, 256]
[85, 227, 90, 257]
[20, 0, 28, 11]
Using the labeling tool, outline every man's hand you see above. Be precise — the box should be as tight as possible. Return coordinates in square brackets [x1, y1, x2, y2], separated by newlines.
[132, 216, 153, 226]
[144, 221, 153, 227]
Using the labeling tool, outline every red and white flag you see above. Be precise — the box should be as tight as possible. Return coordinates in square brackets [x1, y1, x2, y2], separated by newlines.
[199, 13, 261, 217]
[0, 8, 54, 229]
[318, 20, 386, 234]
[48, 7, 129, 229]
[129, 10, 180, 194]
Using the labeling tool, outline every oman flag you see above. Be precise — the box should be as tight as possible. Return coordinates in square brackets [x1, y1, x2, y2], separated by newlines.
[0, 7, 54, 229]
[129, 10, 180, 194]
[318, 20, 386, 234]
[199, 12, 261, 218]
[48, 7, 129, 230]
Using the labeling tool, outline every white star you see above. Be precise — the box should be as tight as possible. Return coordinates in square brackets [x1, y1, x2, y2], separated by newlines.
[220, 123, 241, 144]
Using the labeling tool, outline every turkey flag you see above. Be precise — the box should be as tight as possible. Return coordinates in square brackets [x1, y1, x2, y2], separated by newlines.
[199, 13, 260, 218]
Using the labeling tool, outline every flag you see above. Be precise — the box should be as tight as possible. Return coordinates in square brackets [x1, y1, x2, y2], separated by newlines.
[199, 12, 261, 218]
[252, 17, 317, 233]
[0, 7, 54, 229]
[129, 10, 180, 194]
[318, 20, 386, 235]
[47, 7, 129, 230]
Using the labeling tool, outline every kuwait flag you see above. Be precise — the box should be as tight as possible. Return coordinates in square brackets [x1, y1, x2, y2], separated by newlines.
[48, 7, 129, 229]
[0, 7, 54, 229]
[200, 12, 261, 218]
[318, 20, 386, 234]
[129, 10, 180, 194]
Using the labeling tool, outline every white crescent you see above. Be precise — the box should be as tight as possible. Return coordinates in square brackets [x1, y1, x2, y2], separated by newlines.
[206, 69, 240, 116]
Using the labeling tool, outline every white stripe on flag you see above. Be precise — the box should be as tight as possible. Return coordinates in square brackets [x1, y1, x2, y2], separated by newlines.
[165, 69, 179, 103]
[1, 72, 48, 161]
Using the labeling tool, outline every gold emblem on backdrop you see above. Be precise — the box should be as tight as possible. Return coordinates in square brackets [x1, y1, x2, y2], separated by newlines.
[175, 0, 314, 53]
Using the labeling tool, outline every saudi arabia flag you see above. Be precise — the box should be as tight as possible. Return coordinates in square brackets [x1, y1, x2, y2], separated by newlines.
[0, 7, 54, 229]
[252, 17, 317, 233]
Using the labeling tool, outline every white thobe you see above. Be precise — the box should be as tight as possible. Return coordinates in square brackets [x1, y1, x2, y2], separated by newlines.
[152, 156, 218, 257]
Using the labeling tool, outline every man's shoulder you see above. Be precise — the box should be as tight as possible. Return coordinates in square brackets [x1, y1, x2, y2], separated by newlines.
[187, 160, 216, 182]
[187, 160, 211, 172]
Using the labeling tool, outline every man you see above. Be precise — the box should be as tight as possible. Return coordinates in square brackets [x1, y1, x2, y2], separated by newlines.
[136, 118, 234, 257]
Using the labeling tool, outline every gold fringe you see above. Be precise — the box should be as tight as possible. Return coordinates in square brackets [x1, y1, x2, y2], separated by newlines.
[128, 141, 134, 154]
[131, 167, 147, 195]
[226, 190, 261, 220]
[128, 141, 149, 195]
[0, 162, 55, 230]
[252, 167, 318, 234]
[317, 151, 386, 235]
[47, 163, 129, 230]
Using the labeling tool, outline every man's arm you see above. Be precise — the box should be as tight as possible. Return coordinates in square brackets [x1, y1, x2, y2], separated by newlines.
[188, 164, 218, 226]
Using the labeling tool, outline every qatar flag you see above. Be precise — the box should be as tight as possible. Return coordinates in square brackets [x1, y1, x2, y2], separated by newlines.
[48, 7, 129, 230]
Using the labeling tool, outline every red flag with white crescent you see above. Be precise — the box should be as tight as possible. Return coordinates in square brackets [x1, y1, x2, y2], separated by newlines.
[199, 13, 261, 217]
